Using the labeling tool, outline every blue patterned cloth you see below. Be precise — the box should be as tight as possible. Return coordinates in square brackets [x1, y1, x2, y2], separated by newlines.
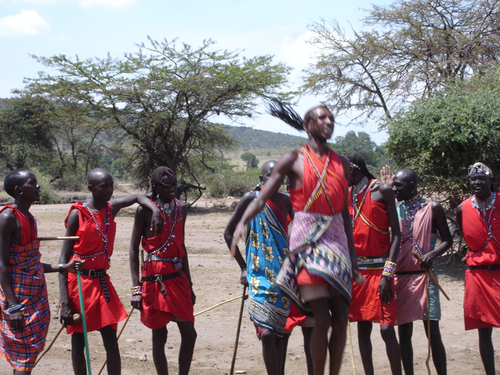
[246, 192, 290, 335]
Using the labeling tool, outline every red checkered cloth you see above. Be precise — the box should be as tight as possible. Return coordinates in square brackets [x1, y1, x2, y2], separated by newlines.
[0, 206, 50, 371]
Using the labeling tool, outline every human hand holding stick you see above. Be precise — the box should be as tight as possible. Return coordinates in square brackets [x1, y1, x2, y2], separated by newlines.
[412, 251, 450, 301]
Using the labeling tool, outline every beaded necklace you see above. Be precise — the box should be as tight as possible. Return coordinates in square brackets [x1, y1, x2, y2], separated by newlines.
[75, 202, 110, 262]
[401, 194, 427, 257]
[149, 198, 180, 257]
[350, 176, 370, 227]
[469, 193, 497, 252]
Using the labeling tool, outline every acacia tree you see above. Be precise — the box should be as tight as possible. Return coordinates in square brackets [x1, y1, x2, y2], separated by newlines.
[303, 0, 500, 124]
[24, 38, 291, 186]
[385, 67, 500, 210]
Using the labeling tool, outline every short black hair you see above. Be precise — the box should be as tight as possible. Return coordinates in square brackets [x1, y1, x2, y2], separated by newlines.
[4, 169, 29, 198]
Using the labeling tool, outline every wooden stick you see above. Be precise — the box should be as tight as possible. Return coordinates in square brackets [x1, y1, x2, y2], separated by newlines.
[34, 314, 81, 367]
[194, 293, 248, 317]
[424, 274, 432, 375]
[97, 307, 135, 375]
[230, 285, 247, 375]
[412, 251, 450, 301]
[38, 236, 80, 241]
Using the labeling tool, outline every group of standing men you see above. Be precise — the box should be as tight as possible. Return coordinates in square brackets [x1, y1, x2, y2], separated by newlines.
[0, 166, 196, 375]
[0, 102, 499, 375]
[226, 101, 500, 375]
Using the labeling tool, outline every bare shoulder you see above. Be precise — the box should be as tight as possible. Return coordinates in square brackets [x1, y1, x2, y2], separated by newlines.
[0, 207, 16, 227]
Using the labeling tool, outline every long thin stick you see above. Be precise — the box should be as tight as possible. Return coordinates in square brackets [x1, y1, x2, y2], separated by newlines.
[77, 269, 92, 375]
[348, 323, 357, 375]
[412, 251, 450, 300]
[38, 236, 80, 241]
[230, 285, 247, 375]
[195, 294, 248, 317]
[97, 307, 135, 375]
[425, 273, 431, 375]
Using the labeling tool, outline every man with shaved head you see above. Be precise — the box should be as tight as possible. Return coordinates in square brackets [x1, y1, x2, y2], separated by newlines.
[457, 162, 500, 375]
[224, 160, 294, 375]
[383, 167, 451, 375]
[59, 168, 162, 375]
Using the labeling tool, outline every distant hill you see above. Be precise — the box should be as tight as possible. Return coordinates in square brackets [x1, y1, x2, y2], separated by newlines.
[224, 125, 305, 151]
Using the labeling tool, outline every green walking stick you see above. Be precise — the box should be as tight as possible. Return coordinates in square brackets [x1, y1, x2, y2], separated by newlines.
[77, 269, 92, 375]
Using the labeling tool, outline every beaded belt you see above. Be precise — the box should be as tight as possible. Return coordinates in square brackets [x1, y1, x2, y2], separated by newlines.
[467, 264, 500, 271]
[357, 257, 386, 269]
[80, 269, 110, 302]
[145, 254, 182, 270]
[141, 270, 183, 296]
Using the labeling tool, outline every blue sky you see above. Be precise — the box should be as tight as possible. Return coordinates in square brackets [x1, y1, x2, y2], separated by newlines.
[0, 0, 391, 144]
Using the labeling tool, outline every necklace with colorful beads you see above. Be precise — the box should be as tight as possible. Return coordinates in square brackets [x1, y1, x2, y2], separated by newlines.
[350, 177, 372, 227]
[75, 202, 110, 261]
[402, 195, 427, 257]
[470, 193, 497, 252]
[150, 199, 180, 256]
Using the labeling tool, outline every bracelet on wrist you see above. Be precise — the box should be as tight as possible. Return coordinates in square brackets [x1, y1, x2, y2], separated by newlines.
[131, 286, 142, 296]
[58, 264, 64, 274]
[5, 303, 22, 315]
[381, 261, 397, 278]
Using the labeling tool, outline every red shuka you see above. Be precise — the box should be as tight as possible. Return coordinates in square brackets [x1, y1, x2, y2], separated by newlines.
[462, 194, 500, 330]
[66, 202, 127, 334]
[140, 199, 194, 329]
[348, 181, 396, 325]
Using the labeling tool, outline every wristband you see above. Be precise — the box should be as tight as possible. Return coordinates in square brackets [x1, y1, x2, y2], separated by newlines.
[5, 303, 22, 315]
[131, 286, 142, 296]
[382, 261, 397, 278]
[58, 264, 64, 274]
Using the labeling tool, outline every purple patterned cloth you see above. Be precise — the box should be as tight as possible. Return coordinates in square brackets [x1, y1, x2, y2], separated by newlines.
[275, 211, 352, 313]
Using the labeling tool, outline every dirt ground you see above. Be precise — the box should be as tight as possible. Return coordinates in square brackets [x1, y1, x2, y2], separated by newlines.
[0, 197, 498, 375]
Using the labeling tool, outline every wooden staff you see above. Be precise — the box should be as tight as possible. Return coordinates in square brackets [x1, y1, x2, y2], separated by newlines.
[412, 251, 450, 300]
[194, 293, 248, 317]
[424, 273, 431, 375]
[230, 284, 247, 375]
[38, 236, 80, 241]
[97, 307, 135, 375]
[34, 314, 81, 367]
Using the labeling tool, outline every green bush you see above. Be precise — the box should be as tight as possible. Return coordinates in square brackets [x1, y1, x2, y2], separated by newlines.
[203, 170, 259, 198]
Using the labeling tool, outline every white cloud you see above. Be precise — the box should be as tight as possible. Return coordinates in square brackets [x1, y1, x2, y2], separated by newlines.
[0, 10, 49, 37]
[279, 31, 319, 74]
[77, 0, 137, 9]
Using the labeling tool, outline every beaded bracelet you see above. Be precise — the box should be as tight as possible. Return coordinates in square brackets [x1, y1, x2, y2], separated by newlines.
[131, 286, 142, 296]
[382, 261, 397, 278]
[5, 303, 22, 315]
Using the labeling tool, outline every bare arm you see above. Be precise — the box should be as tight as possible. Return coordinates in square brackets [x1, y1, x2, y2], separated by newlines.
[110, 194, 162, 235]
[180, 202, 196, 305]
[339, 156, 364, 285]
[129, 206, 147, 310]
[58, 209, 79, 326]
[420, 201, 452, 268]
[377, 182, 401, 303]
[224, 192, 254, 270]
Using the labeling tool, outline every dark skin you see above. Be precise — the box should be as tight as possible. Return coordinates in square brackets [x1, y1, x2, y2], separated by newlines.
[383, 167, 451, 375]
[224, 160, 294, 375]
[0, 170, 79, 375]
[348, 165, 402, 375]
[59, 168, 162, 375]
[231, 106, 365, 375]
[129, 174, 196, 375]
[456, 170, 495, 375]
